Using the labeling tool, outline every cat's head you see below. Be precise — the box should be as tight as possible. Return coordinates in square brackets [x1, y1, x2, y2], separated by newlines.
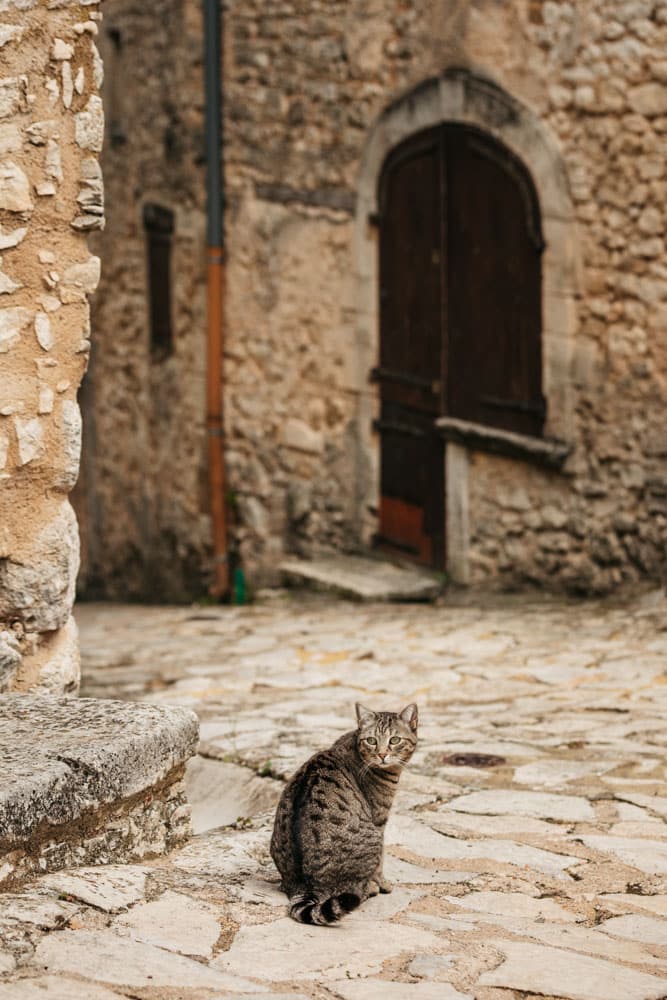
[354, 702, 418, 770]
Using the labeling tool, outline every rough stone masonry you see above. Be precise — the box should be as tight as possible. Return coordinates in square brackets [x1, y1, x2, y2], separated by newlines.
[77, 0, 667, 601]
[0, 0, 104, 694]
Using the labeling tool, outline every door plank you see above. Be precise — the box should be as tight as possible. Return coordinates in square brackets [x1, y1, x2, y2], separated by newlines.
[377, 129, 446, 567]
[446, 125, 544, 437]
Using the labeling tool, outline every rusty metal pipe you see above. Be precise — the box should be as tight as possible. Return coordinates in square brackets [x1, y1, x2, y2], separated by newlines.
[203, 0, 228, 597]
[206, 248, 228, 597]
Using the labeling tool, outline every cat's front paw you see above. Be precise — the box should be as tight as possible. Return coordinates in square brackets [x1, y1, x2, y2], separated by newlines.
[366, 879, 381, 898]
[378, 878, 393, 894]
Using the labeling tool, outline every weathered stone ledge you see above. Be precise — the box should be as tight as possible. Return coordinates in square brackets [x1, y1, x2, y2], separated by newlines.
[254, 180, 355, 214]
[436, 416, 572, 470]
[0, 696, 199, 887]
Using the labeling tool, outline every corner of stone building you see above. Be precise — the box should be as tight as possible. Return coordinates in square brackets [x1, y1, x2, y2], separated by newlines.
[0, 0, 105, 694]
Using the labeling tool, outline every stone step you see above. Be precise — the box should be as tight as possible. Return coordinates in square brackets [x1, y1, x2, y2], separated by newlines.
[280, 554, 443, 602]
[0, 695, 199, 888]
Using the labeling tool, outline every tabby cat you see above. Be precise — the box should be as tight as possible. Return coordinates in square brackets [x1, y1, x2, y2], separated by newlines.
[270, 702, 418, 925]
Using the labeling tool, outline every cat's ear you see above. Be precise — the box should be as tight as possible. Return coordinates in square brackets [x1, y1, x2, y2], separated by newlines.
[399, 703, 418, 732]
[355, 703, 377, 727]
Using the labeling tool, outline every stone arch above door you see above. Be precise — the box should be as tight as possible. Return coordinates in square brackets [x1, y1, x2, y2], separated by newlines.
[352, 67, 580, 567]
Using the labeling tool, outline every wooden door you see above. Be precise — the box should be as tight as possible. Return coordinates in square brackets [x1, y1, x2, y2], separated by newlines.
[375, 127, 445, 566]
[375, 123, 543, 568]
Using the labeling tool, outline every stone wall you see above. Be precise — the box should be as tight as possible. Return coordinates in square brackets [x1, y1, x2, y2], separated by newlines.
[73, 0, 210, 601]
[0, 0, 103, 692]
[463, 0, 667, 592]
[80, 0, 667, 597]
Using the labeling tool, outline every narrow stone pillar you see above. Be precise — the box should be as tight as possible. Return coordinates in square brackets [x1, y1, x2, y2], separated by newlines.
[0, 1, 104, 693]
[445, 442, 470, 585]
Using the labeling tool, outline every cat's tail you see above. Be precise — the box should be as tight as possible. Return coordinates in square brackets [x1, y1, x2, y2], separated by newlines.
[289, 890, 361, 925]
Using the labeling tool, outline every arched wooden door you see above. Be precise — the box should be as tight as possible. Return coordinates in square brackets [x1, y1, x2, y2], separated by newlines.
[374, 123, 544, 569]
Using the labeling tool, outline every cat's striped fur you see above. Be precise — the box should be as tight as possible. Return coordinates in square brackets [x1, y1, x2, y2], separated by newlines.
[270, 703, 418, 925]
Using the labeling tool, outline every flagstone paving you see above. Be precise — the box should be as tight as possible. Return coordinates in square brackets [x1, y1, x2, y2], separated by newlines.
[1, 588, 667, 999]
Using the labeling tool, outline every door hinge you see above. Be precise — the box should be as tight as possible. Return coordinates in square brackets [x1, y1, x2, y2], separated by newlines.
[373, 418, 426, 438]
[371, 366, 441, 395]
[480, 395, 547, 418]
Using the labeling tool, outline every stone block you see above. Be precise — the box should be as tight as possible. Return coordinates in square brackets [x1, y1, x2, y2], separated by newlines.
[280, 554, 442, 602]
[74, 157, 104, 220]
[0, 122, 20, 155]
[599, 912, 667, 946]
[55, 399, 82, 492]
[0, 79, 21, 120]
[24, 614, 80, 694]
[0, 266, 21, 294]
[0, 977, 122, 1000]
[0, 223, 26, 248]
[0, 695, 199, 886]
[38, 387, 54, 414]
[0, 501, 79, 631]
[580, 835, 667, 874]
[217, 911, 441, 981]
[0, 160, 32, 212]
[283, 417, 324, 454]
[74, 95, 104, 151]
[0, 306, 31, 352]
[25, 119, 56, 145]
[114, 889, 223, 957]
[389, 814, 582, 878]
[51, 38, 73, 60]
[447, 788, 594, 822]
[59, 255, 100, 302]
[34, 929, 244, 992]
[629, 82, 667, 115]
[0, 26, 23, 49]
[42, 865, 148, 912]
[14, 416, 44, 466]
[0, 631, 20, 691]
[478, 939, 667, 1000]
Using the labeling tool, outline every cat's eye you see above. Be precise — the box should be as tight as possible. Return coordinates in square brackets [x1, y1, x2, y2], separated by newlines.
[365, 737, 377, 746]
[389, 736, 401, 746]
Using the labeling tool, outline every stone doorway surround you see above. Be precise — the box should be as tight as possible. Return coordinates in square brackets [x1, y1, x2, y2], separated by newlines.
[353, 67, 580, 583]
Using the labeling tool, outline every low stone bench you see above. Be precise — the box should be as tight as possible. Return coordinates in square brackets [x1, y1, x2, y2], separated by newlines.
[0, 695, 199, 888]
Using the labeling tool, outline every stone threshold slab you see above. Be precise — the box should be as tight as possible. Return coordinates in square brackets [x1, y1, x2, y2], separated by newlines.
[280, 555, 442, 602]
[0, 695, 199, 887]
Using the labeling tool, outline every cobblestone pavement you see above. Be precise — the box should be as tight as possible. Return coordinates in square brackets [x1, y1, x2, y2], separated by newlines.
[2, 589, 667, 1000]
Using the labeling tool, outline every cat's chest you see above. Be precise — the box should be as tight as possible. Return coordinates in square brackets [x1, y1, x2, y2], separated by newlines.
[364, 781, 397, 827]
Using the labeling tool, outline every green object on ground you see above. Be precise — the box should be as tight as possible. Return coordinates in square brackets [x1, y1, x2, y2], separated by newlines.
[233, 566, 246, 605]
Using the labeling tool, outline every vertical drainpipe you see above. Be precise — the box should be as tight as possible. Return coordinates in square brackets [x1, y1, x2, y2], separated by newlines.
[203, 0, 229, 598]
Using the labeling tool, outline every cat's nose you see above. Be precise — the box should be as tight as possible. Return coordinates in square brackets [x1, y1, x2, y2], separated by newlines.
[379, 752, 387, 762]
